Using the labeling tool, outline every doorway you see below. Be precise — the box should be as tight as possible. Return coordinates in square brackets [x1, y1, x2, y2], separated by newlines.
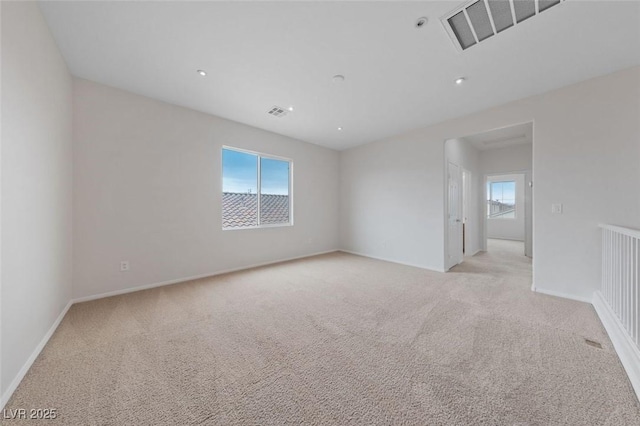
[444, 122, 533, 271]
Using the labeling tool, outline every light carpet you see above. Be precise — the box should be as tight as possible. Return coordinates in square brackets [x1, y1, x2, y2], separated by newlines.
[5, 240, 640, 424]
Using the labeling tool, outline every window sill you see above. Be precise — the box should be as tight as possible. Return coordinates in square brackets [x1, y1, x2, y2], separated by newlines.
[222, 223, 293, 231]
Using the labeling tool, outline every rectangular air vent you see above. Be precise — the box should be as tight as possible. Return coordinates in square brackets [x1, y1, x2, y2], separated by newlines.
[513, 0, 536, 23]
[267, 106, 288, 118]
[538, 0, 561, 13]
[488, 0, 514, 33]
[442, 0, 566, 51]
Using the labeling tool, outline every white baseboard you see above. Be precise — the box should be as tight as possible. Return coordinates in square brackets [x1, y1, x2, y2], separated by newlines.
[1, 300, 73, 410]
[592, 291, 640, 402]
[339, 249, 446, 273]
[533, 287, 592, 304]
[73, 249, 339, 303]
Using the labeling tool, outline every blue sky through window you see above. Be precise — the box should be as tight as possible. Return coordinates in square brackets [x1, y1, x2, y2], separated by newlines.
[222, 148, 289, 195]
[260, 157, 289, 195]
[487, 181, 515, 203]
[222, 149, 257, 193]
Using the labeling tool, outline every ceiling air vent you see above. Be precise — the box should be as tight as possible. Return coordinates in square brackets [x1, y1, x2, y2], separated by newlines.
[442, 0, 565, 51]
[267, 106, 288, 118]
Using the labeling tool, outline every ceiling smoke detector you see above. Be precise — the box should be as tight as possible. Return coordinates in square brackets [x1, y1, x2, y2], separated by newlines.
[267, 106, 288, 118]
[197, 69, 207, 76]
[415, 17, 428, 28]
[442, 0, 565, 51]
[332, 74, 345, 83]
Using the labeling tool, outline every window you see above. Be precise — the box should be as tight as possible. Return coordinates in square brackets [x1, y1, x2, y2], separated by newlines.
[487, 180, 516, 219]
[222, 147, 292, 229]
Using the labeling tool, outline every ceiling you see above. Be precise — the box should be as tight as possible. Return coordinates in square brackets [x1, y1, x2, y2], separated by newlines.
[462, 122, 532, 151]
[38, 1, 640, 150]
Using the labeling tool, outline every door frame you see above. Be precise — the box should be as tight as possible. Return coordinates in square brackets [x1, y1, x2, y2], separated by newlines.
[446, 161, 463, 270]
[442, 121, 535, 282]
[462, 168, 471, 256]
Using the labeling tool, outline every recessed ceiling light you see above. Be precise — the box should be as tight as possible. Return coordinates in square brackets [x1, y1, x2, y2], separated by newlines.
[337, 127, 343, 131]
[455, 77, 466, 85]
[332, 75, 345, 83]
[415, 17, 428, 28]
[197, 70, 207, 77]
[288, 106, 294, 112]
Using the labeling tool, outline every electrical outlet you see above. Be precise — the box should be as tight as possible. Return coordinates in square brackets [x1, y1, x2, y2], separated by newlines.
[551, 204, 563, 214]
[120, 261, 130, 272]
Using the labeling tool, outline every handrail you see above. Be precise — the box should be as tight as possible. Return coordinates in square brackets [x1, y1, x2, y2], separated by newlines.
[599, 224, 640, 240]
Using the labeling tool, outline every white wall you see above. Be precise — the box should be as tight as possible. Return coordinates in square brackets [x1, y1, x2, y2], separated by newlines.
[73, 79, 340, 299]
[340, 66, 640, 301]
[445, 139, 482, 257]
[1, 2, 73, 401]
[339, 135, 443, 270]
[480, 143, 533, 175]
[486, 173, 525, 241]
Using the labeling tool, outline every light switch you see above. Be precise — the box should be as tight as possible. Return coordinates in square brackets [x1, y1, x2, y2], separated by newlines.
[551, 204, 563, 214]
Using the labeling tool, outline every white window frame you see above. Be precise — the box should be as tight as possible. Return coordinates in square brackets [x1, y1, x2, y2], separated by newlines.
[487, 179, 517, 220]
[222, 146, 294, 230]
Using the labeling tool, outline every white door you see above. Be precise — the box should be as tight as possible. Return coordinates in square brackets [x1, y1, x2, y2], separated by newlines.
[447, 162, 463, 269]
[462, 169, 470, 255]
